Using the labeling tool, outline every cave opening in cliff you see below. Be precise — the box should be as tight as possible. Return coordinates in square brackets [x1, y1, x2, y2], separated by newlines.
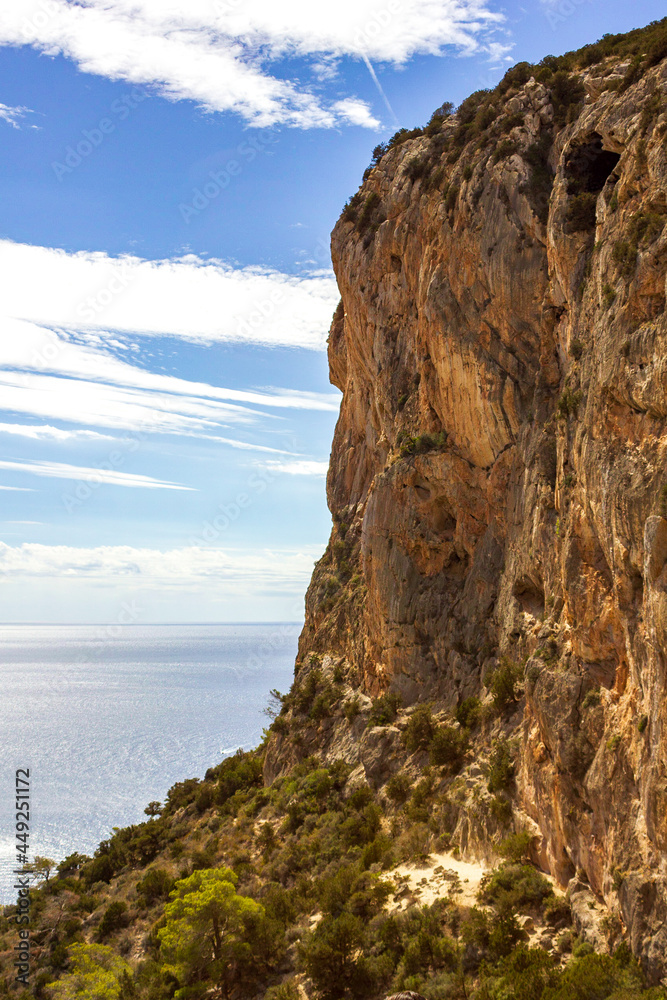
[565, 133, 621, 194]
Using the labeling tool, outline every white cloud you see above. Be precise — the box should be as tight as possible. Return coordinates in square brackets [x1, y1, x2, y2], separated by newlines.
[0, 0, 504, 128]
[0, 241, 339, 351]
[0, 101, 37, 128]
[0, 423, 114, 442]
[0, 239, 341, 440]
[0, 541, 319, 588]
[266, 460, 329, 476]
[0, 486, 34, 492]
[0, 459, 194, 490]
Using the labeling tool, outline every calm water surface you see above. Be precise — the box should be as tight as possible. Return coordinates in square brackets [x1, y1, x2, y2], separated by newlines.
[0, 623, 298, 902]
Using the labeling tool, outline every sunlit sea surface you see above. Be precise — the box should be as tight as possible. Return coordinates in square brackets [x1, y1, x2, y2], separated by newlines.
[0, 623, 299, 903]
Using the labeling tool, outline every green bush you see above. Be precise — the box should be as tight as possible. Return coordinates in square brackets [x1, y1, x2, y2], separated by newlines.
[480, 863, 554, 913]
[368, 691, 402, 727]
[612, 239, 637, 276]
[136, 868, 174, 907]
[558, 388, 583, 417]
[498, 830, 535, 864]
[402, 706, 436, 753]
[566, 192, 598, 232]
[96, 901, 129, 941]
[429, 726, 468, 770]
[493, 139, 520, 164]
[541, 949, 646, 999]
[551, 72, 586, 124]
[455, 697, 481, 729]
[386, 772, 412, 804]
[298, 912, 367, 998]
[487, 657, 524, 712]
[487, 736, 515, 793]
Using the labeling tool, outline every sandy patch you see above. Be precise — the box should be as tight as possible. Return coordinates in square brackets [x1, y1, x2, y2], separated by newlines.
[389, 851, 489, 909]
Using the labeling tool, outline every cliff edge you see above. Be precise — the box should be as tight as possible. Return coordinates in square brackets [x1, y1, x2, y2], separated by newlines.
[266, 26, 667, 979]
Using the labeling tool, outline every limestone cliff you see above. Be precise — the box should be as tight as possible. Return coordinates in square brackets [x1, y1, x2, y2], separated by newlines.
[267, 31, 667, 981]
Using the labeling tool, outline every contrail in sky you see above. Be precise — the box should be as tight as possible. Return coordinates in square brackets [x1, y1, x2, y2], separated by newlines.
[361, 54, 400, 126]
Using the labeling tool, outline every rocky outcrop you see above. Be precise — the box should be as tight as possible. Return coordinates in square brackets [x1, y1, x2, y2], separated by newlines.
[271, 47, 667, 980]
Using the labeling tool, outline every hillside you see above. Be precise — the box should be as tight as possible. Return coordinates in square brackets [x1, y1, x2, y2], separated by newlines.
[3, 17, 667, 1000]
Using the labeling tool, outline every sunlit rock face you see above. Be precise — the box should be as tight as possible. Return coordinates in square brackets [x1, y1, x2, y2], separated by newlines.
[269, 58, 667, 978]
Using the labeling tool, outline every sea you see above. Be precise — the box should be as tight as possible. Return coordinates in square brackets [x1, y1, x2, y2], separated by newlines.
[0, 623, 299, 904]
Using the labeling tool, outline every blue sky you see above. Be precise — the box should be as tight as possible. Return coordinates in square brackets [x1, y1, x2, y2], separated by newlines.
[0, 0, 662, 624]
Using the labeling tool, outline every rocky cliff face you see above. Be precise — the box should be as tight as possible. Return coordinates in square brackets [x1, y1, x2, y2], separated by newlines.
[267, 42, 667, 980]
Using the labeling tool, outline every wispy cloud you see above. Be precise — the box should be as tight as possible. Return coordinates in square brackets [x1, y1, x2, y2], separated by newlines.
[265, 460, 329, 476]
[0, 240, 339, 350]
[0, 101, 37, 129]
[0, 423, 114, 442]
[0, 542, 320, 588]
[0, 459, 194, 490]
[0, 1, 503, 128]
[0, 240, 340, 441]
[0, 486, 34, 492]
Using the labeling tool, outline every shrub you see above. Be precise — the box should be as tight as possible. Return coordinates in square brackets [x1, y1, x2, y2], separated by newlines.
[487, 736, 515, 793]
[455, 697, 481, 729]
[429, 726, 468, 770]
[211, 750, 264, 807]
[405, 156, 430, 182]
[480, 863, 554, 912]
[402, 706, 436, 753]
[544, 896, 572, 929]
[298, 912, 366, 998]
[570, 339, 584, 359]
[96, 901, 129, 941]
[646, 28, 667, 67]
[582, 689, 600, 710]
[612, 239, 637, 276]
[493, 139, 520, 164]
[543, 949, 645, 999]
[445, 185, 459, 212]
[558, 388, 583, 417]
[498, 62, 532, 94]
[551, 72, 586, 124]
[265, 981, 301, 1000]
[566, 192, 597, 232]
[368, 691, 402, 727]
[371, 143, 388, 165]
[602, 283, 617, 309]
[345, 696, 362, 723]
[399, 431, 447, 456]
[487, 657, 524, 712]
[386, 772, 412, 804]
[638, 714, 649, 734]
[136, 868, 174, 907]
[498, 830, 534, 864]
